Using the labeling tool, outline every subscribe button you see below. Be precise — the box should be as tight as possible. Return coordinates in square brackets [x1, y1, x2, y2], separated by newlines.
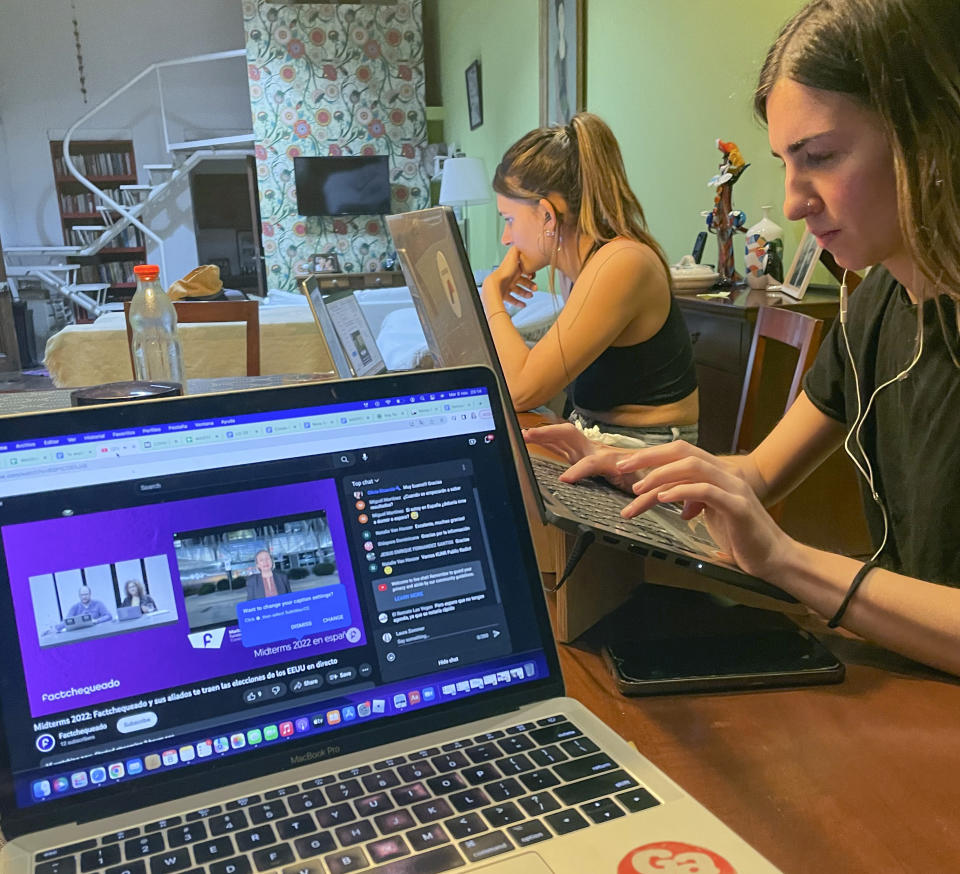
[117, 712, 158, 734]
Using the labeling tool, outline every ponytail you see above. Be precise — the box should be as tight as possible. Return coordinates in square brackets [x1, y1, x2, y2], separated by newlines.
[494, 112, 670, 282]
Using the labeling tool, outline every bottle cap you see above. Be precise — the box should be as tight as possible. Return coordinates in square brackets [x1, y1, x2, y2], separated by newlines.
[133, 264, 161, 279]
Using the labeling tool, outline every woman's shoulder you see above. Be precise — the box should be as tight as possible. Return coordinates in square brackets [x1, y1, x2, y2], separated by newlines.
[585, 238, 665, 279]
[579, 237, 669, 297]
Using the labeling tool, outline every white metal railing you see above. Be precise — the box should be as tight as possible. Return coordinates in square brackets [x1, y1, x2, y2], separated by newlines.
[62, 48, 252, 291]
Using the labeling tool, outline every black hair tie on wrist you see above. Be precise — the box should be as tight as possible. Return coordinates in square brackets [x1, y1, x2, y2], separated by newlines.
[827, 558, 878, 628]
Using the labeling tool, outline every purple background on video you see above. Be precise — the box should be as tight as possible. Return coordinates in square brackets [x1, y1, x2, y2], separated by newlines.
[3, 480, 364, 717]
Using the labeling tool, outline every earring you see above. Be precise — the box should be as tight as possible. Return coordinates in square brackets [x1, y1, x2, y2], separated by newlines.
[544, 229, 556, 237]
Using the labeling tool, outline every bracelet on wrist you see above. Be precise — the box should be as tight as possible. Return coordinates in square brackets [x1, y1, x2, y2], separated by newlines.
[827, 558, 878, 628]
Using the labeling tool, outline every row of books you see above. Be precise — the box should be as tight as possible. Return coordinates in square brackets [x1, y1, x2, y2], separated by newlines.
[69, 225, 145, 248]
[54, 150, 133, 179]
[59, 188, 123, 215]
[76, 260, 137, 286]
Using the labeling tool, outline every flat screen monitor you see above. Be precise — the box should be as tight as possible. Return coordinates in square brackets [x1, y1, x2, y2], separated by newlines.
[294, 155, 391, 216]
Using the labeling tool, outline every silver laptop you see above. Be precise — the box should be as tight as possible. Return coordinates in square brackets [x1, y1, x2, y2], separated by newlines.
[386, 207, 795, 603]
[117, 606, 143, 622]
[0, 368, 779, 873]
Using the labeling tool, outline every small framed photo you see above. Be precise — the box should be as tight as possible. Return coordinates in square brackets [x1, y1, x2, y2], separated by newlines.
[779, 230, 822, 300]
[313, 252, 340, 274]
[465, 60, 483, 130]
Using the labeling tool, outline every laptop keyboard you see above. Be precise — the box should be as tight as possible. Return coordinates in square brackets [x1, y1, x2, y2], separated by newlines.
[34, 716, 659, 874]
[530, 455, 700, 554]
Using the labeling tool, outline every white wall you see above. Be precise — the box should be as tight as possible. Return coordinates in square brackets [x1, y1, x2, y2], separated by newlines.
[0, 0, 251, 280]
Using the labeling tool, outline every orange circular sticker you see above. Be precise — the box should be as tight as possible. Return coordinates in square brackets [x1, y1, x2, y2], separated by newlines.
[618, 841, 737, 874]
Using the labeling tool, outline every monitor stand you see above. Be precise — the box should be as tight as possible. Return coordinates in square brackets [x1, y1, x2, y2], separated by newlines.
[590, 585, 844, 696]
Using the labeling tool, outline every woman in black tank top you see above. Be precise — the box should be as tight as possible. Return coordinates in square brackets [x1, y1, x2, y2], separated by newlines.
[480, 113, 698, 446]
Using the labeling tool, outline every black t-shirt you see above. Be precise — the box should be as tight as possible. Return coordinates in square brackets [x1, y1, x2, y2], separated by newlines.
[803, 266, 960, 586]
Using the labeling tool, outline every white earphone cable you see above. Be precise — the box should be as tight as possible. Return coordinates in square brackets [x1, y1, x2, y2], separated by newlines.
[839, 269, 924, 563]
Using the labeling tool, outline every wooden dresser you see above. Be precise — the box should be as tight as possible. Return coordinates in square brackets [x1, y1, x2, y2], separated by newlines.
[676, 286, 841, 453]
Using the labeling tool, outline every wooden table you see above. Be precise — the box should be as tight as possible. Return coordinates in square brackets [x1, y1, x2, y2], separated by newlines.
[550, 590, 960, 873]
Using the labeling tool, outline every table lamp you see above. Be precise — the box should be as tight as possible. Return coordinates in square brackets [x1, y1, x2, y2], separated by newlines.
[438, 156, 490, 258]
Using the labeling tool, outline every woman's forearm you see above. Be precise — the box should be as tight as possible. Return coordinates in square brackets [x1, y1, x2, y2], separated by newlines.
[771, 540, 960, 677]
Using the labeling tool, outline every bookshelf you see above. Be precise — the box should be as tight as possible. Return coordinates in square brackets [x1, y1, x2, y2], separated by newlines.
[50, 139, 146, 300]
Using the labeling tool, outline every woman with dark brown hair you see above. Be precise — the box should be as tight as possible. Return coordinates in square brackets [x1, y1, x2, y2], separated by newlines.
[526, 0, 960, 676]
[482, 112, 699, 446]
[121, 580, 157, 613]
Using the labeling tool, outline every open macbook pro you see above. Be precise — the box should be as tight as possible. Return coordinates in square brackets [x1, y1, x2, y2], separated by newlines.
[386, 207, 794, 604]
[0, 368, 780, 872]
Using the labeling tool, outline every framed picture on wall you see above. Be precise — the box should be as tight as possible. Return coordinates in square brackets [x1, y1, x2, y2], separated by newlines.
[539, 0, 585, 126]
[313, 252, 341, 274]
[465, 60, 483, 130]
[779, 230, 822, 300]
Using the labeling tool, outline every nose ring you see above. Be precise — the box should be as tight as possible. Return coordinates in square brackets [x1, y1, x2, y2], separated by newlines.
[806, 199, 814, 209]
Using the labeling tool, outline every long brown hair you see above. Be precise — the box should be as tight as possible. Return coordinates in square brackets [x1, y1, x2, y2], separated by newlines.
[493, 112, 670, 285]
[754, 0, 960, 301]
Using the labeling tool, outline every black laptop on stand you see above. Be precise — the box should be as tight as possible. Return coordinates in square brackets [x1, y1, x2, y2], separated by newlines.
[385, 206, 843, 694]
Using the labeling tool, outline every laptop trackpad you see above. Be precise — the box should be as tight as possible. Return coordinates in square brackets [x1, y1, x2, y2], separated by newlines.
[475, 854, 554, 873]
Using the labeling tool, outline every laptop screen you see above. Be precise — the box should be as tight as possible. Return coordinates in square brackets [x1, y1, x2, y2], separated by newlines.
[0, 367, 560, 821]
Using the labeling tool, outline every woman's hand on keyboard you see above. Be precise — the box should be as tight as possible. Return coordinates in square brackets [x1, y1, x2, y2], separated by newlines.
[612, 441, 793, 579]
[522, 423, 643, 493]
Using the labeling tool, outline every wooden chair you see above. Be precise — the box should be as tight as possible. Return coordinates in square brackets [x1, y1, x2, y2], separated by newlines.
[123, 299, 261, 377]
[732, 307, 823, 523]
[733, 306, 823, 454]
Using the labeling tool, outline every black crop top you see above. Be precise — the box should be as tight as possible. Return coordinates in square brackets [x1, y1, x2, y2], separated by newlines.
[571, 295, 697, 410]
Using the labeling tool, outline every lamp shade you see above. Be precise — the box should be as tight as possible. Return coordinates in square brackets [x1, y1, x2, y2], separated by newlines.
[438, 156, 490, 207]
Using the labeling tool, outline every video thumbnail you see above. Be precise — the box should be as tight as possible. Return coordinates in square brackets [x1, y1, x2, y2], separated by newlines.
[175, 511, 342, 633]
[30, 554, 179, 648]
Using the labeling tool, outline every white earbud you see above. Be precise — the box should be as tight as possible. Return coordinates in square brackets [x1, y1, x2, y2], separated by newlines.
[840, 269, 849, 325]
